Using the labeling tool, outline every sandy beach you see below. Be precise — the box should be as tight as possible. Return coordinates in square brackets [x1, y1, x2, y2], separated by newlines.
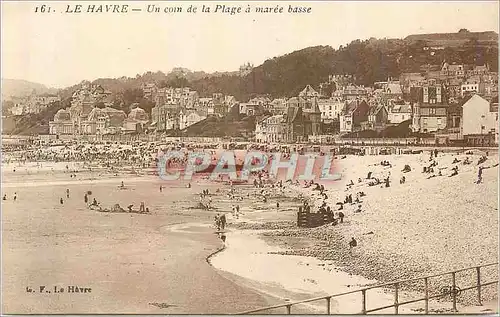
[1, 170, 270, 314]
[2, 148, 498, 314]
[209, 149, 499, 314]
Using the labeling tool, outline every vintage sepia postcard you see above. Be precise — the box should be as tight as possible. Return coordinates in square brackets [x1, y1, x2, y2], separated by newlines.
[1, 0, 499, 315]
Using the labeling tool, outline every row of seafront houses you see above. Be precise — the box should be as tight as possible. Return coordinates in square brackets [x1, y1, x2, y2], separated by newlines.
[45, 64, 498, 146]
[256, 87, 498, 146]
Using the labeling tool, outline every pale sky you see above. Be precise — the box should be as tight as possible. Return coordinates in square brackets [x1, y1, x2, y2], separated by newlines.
[1, 1, 499, 88]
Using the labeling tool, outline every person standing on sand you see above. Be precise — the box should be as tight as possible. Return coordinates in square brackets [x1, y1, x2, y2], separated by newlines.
[220, 213, 227, 230]
[276, 201, 280, 211]
[349, 237, 357, 255]
[159, 185, 163, 192]
[60, 198, 64, 205]
[338, 211, 345, 223]
[84, 193, 88, 204]
[13, 193, 17, 201]
[476, 164, 499, 184]
[214, 214, 221, 231]
[66, 188, 70, 198]
[220, 233, 227, 244]
[3, 194, 7, 201]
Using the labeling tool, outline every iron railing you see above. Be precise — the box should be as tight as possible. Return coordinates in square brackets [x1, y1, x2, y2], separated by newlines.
[238, 262, 498, 315]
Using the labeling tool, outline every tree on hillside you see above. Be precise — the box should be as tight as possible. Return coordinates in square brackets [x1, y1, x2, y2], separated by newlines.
[167, 76, 189, 88]
[2, 100, 14, 116]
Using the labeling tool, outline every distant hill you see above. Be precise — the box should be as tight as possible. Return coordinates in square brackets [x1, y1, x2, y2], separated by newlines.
[4, 31, 498, 136]
[405, 30, 498, 47]
[50, 32, 499, 103]
[2, 99, 71, 135]
[190, 35, 498, 100]
[1, 79, 58, 100]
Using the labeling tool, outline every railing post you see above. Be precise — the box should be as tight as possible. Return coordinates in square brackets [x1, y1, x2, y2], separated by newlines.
[326, 297, 331, 315]
[476, 266, 482, 306]
[424, 277, 429, 314]
[394, 283, 399, 314]
[451, 272, 457, 312]
[361, 290, 367, 314]
[286, 304, 291, 315]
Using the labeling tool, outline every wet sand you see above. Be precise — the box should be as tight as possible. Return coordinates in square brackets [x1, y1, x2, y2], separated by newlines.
[1, 172, 269, 314]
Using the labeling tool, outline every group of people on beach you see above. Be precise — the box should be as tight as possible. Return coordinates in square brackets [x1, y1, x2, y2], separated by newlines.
[3, 192, 17, 201]
[214, 213, 227, 231]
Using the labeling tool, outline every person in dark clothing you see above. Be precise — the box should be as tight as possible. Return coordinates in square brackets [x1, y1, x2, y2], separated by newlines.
[450, 166, 459, 177]
[338, 211, 345, 223]
[13, 193, 17, 201]
[60, 198, 64, 205]
[3, 194, 6, 201]
[84, 194, 88, 204]
[349, 237, 358, 255]
[220, 233, 226, 244]
[66, 188, 70, 198]
[400, 176, 406, 184]
[349, 238, 358, 253]
[220, 213, 226, 230]
[476, 164, 499, 183]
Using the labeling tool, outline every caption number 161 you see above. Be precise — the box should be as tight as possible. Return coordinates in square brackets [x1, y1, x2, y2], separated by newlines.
[34, 5, 53, 13]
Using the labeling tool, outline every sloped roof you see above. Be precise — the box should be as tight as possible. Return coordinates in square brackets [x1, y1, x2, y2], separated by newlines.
[390, 104, 412, 113]
[368, 104, 385, 116]
[299, 85, 319, 97]
[312, 99, 321, 114]
[343, 100, 358, 115]
[462, 94, 489, 108]
[54, 109, 71, 122]
[128, 107, 149, 121]
[474, 65, 488, 71]
[286, 106, 302, 123]
[386, 83, 402, 94]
